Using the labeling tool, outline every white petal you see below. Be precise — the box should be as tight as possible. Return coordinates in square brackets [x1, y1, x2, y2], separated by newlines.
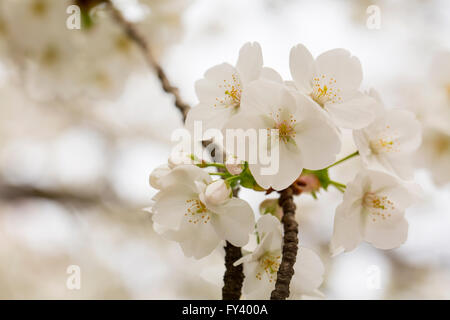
[384, 154, 415, 179]
[315, 48, 363, 92]
[364, 216, 408, 250]
[294, 103, 341, 170]
[256, 214, 282, 243]
[195, 63, 235, 103]
[149, 164, 171, 189]
[236, 42, 263, 84]
[221, 110, 268, 165]
[185, 102, 236, 132]
[195, 63, 242, 111]
[240, 79, 296, 115]
[330, 201, 363, 253]
[383, 109, 422, 153]
[256, 216, 283, 253]
[353, 129, 372, 159]
[289, 44, 315, 94]
[152, 187, 196, 230]
[156, 164, 211, 191]
[365, 170, 415, 210]
[291, 247, 324, 296]
[210, 198, 255, 247]
[325, 93, 376, 129]
[172, 218, 222, 259]
[242, 263, 275, 299]
[250, 141, 304, 191]
[260, 67, 283, 83]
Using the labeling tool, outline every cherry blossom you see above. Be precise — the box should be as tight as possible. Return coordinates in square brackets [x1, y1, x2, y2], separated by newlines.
[289, 44, 376, 129]
[223, 79, 341, 190]
[331, 169, 418, 254]
[354, 109, 422, 179]
[186, 42, 283, 133]
[236, 215, 324, 299]
[150, 165, 254, 259]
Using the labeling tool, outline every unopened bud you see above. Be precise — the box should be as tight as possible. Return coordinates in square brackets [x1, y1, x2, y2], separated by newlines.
[259, 199, 283, 220]
[203, 180, 232, 206]
[225, 155, 244, 175]
[149, 165, 171, 189]
[295, 173, 321, 193]
[225, 163, 244, 175]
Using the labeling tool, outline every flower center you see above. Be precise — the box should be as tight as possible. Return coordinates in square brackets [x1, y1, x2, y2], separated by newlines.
[275, 120, 296, 143]
[256, 252, 281, 282]
[185, 199, 211, 224]
[369, 137, 395, 154]
[311, 74, 342, 106]
[269, 108, 297, 144]
[363, 192, 395, 222]
[215, 73, 242, 108]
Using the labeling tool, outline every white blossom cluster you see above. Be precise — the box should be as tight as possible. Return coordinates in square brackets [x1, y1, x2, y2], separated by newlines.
[0, 0, 189, 101]
[148, 42, 423, 299]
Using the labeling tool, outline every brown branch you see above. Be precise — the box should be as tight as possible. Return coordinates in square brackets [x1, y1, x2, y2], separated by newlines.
[0, 183, 99, 205]
[0, 181, 134, 211]
[221, 187, 244, 299]
[222, 241, 244, 299]
[270, 187, 299, 300]
[106, 0, 191, 121]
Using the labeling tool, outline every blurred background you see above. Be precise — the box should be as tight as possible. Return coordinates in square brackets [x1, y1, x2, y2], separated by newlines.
[0, 0, 449, 299]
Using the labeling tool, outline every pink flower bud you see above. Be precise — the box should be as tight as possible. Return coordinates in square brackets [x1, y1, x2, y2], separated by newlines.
[259, 199, 283, 220]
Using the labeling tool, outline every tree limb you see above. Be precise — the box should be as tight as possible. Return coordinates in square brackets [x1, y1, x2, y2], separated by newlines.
[222, 241, 244, 300]
[270, 187, 299, 300]
[106, 0, 191, 121]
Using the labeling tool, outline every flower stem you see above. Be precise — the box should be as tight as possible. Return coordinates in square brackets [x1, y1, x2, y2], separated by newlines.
[325, 151, 359, 169]
[209, 172, 228, 177]
[197, 162, 226, 169]
[330, 180, 346, 193]
[270, 187, 299, 300]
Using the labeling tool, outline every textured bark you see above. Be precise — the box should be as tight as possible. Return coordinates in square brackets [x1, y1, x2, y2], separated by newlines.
[222, 241, 244, 300]
[270, 187, 299, 300]
[107, 1, 191, 121]
[221, 187, 245, 300]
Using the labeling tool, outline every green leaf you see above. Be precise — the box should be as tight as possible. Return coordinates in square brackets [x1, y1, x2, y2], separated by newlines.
[239, 165, 265, 191]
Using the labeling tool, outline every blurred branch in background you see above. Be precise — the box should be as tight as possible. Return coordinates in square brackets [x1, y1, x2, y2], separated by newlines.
[106, 0, 191, 121]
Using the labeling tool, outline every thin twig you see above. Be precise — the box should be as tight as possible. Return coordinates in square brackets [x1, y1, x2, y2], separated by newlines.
[271, 187, 299, 300]
[106, 0, 191, 121]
